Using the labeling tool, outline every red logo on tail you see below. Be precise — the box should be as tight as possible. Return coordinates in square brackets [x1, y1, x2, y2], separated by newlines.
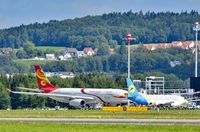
[34, 65, 57, 93]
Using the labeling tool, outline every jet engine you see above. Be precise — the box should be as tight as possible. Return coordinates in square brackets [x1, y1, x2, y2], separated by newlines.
[69, 99, 85, 108]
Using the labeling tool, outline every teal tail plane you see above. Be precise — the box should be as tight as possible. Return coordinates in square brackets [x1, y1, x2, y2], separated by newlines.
[126, 78, 149, 105]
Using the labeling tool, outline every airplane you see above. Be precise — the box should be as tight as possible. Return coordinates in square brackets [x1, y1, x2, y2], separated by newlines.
[126, 78, 189, 107]
[8, 65, 129, 109]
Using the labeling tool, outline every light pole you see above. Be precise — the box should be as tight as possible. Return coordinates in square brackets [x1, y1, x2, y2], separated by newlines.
[125, 33, 135, 79]
[125, 33, 135, 106]
[193, 22, 200, 77]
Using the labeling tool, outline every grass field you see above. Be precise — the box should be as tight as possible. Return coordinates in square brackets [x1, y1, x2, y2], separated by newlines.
[0, 122, 199, 132]
[1, 110, 200, 119]
[35, 46, 65, 52]
[1, 110, 200, 131]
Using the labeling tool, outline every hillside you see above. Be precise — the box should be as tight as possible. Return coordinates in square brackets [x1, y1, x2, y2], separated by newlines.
[0, 11, 200, 49]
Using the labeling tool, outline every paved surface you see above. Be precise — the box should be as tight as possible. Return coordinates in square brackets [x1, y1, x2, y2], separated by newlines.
[0, 118, 200, 125]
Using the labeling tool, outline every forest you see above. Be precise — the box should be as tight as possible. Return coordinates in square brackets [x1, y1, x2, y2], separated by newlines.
[0, 46, 197, 80]
[0, 11, 200, 49]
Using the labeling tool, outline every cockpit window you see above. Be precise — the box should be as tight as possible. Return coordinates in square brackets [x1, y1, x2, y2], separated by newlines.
[124, 93, 128, 96]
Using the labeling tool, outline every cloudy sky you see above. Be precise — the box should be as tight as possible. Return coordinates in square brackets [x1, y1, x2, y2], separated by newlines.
[0, 0, 199, 29]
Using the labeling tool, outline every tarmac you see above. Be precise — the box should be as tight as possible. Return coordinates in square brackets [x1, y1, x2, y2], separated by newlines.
[0, 118, 200, 125]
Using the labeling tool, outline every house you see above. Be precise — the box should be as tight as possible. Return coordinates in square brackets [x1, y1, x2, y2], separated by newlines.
[83, 48, 95, 56]
[94, 48, 99, 54]
[109, 48, 115, 55]
[33, 56, 45, 60]
[171, 41, 182, 47]
[44, 72, 75, 78]
[65, 48, 78, 57]
[159, 43, 171, 49]
[144, 45, 157, 51]
[181, 41, 194, 49]
[170, 61, 181, 68]
[57, 72, 75, 78]
[46, 54, 56, 60]
[58, 53, 72, 60]
[0, 48, 13, 55]
[77, 51, 86, 58]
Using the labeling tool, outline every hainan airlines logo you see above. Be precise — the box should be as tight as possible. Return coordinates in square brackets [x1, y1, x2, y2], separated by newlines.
[128, 85, 135, 93]
[36, 69, 49, 86]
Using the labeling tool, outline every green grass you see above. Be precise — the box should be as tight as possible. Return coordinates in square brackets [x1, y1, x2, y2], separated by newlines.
[0, 122, 199, 132]
[1, 110, 200, 119]
[35, 46, 65, 52]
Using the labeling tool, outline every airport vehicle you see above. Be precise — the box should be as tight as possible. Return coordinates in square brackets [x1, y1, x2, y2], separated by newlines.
[126, 78, 189, 107]
[9, 65, 129, 109]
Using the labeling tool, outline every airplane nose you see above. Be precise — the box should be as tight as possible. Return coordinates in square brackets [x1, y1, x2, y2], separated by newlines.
[181, 100, 189, 106]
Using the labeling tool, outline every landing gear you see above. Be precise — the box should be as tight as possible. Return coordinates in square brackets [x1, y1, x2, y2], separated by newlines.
[83, 104, 91, 110]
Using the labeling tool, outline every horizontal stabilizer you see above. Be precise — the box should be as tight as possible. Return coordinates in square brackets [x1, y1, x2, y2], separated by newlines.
[16, 87, 43, 92]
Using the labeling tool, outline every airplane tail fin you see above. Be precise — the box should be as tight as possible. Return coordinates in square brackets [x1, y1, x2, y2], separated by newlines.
[34, 65, 57, 93]
[126, 78, 139, 97]
[126, 78, 149, 105]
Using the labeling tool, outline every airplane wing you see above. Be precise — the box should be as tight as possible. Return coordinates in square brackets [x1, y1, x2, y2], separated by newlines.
[7, 89, 94, 100]
[16, 87, 43, 92]
[152, 101, 174, 106]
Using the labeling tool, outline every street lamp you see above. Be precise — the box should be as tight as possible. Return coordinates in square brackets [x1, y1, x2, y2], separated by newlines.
[125, 33, 136, 106]
[125, 33, 136, 79]
[193, 22, 200, 77]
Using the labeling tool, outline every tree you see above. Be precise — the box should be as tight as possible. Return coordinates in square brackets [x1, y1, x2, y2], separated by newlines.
[97, 44, 110, 56]
[118, 45, 127, 55]
[16, 48, 27, 59]
[0, 83, 11, 109]
[0, 11, 199, 49]
[23, 42, 36, 57]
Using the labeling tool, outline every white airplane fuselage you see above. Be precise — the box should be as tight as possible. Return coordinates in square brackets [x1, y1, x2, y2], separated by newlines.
[49, 88, 129, 106]
[144, 94, 188, 107]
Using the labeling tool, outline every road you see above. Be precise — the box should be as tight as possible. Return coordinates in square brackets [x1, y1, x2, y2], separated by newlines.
[0, 118, 200, 125]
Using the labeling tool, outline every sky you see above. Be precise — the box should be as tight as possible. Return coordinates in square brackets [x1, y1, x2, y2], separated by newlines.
[0, 0, 200, 29]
